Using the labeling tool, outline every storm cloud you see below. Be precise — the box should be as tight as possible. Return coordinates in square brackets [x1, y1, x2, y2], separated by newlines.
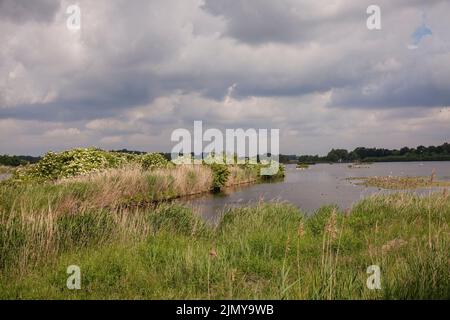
[0, 0, 60, 23]
[1, 0, 450, 155]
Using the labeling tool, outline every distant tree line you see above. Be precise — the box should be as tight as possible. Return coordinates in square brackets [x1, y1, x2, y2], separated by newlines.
[3, 143, 450, 166]
[0, 155, 41, 167]
[111, 149, 172, 161]
[296, 142, 450, 163]
[111, 149, 147, 155]
[279, 154, 298, 163]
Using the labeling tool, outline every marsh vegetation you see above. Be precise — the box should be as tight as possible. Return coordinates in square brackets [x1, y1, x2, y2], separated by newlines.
[0, 193, 448, 299]
[0, 166, 13, 175]
[0, 149, 448, 299]
[349, 176, 450, 190]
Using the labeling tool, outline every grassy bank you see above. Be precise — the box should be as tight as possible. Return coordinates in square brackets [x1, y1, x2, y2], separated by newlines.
[0, 163, 265, 218]
[0, 191, 448, 299]
[1, 148, 284, 211]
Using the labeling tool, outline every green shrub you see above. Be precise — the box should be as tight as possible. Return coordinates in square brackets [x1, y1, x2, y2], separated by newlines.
[208, 163, 230, 191]
[10, 148, 170, 183]
[12, 148, 125, 182]
[140, 153, 169, 170]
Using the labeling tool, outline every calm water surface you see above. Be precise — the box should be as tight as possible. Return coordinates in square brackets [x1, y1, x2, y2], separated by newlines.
[180, 162, 450, 221]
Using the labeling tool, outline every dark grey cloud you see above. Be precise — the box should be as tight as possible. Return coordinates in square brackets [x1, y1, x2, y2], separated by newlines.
[0, 0, 60, 23]
[202, 0, 448, 45]
[202, 0, 313, 44]
[0, 73, 161, 121]
[331, 81, 450, 109]
[330, 50, 450, 109]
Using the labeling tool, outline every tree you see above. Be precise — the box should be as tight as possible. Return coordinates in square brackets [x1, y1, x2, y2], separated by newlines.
[399, 147, 410, 155]
[326, 149, 349, 162]
[416, 145, 427, 154]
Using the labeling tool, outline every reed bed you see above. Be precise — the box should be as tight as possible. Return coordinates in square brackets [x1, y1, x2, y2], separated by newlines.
[224, 165, 259, 187]
[0, 165, 218, 216]
[0, 163, 263, 217]
[0, 191, 448, 299]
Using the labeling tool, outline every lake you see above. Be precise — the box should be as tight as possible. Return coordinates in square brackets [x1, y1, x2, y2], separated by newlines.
[181, 161, 450, 222]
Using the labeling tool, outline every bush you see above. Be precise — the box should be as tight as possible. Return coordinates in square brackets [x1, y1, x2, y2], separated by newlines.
[11, 148, 170, 183]
[12, 148, 124, 182]
[208, 163, 230, 191]
[140, 153, 170, 170]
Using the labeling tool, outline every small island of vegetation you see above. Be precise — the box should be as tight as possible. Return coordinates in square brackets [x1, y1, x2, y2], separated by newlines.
[348, 176, 450, 190]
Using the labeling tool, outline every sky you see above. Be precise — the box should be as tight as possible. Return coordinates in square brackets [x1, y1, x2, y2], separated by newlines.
[1, 0, 450, 156]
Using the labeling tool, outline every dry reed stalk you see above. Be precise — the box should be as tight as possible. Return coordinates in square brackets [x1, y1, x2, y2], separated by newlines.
[224, 166, 257, 187]
[430, 168, 436, 183]
[320, 209, 339, 298]
[113, 208, 151, 240]
[296, 221, 305, 297]
[153, 165, 213, 196]
[55, 164, 214, 209]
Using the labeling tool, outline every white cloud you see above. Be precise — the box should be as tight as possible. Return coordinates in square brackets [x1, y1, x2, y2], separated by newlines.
[43, 127, 81, 137]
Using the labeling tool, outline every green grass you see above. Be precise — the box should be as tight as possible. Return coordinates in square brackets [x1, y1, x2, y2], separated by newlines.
[0, 192, 449, 299]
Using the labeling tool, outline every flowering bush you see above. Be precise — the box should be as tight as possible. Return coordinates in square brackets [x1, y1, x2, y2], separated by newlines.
[12, 148, 169, 182]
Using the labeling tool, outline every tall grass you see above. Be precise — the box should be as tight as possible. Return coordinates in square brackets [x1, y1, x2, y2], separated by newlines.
[225, 165, 259, 187]
[0, 166, 13, 174]
[0, 191, 448, 299]
[63, 164, 217, 206]
[0, 164, 262, 216]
